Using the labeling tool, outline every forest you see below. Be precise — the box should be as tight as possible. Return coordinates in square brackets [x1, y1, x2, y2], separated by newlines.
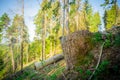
[0, 0, 120, 80]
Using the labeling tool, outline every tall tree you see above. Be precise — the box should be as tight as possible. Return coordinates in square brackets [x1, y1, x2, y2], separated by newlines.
[0, 13, 10, 42]
[104, 4, 118, 29]
[20, 0, 25, 72]
[35, 0, 50, 60]
[89, 12, 101, 32]
[84, 0, 93, 30]
[102, 0, 118, 29]
[7, 26, 15, 74]
[65, 0, 70, 34]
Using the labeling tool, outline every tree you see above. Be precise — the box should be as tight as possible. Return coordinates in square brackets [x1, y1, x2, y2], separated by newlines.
[104, 4, 118, 29]
[20, 0, 26, 72]
[102, 0, 118, 29]
[89, 12, 101, 32]
[116, 7, 120, 25]
[7, 26, 15, 74]
[35, 0, 61, 60]
[65, 0, 70, 34]
[69, 0, 82, 31]
[35, 0, 49, 60]
[0, 13, 10, 42]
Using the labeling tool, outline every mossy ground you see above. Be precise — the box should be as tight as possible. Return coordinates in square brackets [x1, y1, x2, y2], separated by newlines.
[4, 60, 65, 80]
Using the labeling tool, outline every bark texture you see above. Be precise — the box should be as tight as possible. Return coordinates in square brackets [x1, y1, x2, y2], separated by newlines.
[34, 54, 64, 70]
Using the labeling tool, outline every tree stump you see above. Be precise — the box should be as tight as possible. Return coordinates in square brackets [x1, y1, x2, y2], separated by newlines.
[60, 30, 93, 70]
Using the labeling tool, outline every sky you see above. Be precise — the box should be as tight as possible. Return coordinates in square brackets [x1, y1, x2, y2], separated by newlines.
[0, 0, 41, 42]
[0, 0, 120, 42]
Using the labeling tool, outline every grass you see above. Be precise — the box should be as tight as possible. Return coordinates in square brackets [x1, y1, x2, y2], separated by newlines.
[12, 60, 65, 80]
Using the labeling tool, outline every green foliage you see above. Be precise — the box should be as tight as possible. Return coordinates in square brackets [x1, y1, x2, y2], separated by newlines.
[83, 0, 93, 27]
[89, 12, 101, 32]
[92, 32, 103, 44]
[81, 53, 94, 65]
[75, 67, 92, 79]
[114, 33, 120, 46]
[29, 40, 41, 61]
[82, 0, 101, 32]
[0, 0, 119, 79]
[0, 45, 10, 80]
[49, 73, 57, 80]
[52, 1, 60, 17]
[45, 38, 51, 54]
[0, 13, 10, 28]
[0, 47, 4, 71]
[104, 4, 117, 29]
[75, 67, 83, 74]
[94, 60, 109, 78]
[85, 70, 92, 78]
[104, 39, 111, 48]
[41, 0, 51, 11]
[48, 67, 65, 80]
[104, 33, 112, 48]
[0, 13, 10, 42]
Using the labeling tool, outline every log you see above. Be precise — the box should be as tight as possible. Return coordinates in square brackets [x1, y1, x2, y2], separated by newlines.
[34, 54, 64, 70]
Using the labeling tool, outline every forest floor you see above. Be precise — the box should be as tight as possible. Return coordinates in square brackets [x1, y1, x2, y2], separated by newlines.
[11, 60, 65, 80]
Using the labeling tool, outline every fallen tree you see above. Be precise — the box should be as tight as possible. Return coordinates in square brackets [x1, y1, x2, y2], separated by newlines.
[34, 54, 64, 70]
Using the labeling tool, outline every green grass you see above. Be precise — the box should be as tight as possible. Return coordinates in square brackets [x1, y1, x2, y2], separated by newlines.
[13, 60, 65, 80]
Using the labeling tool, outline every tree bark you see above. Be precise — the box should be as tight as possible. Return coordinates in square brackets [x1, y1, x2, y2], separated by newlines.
[65, 0, 70, 34]
[26, 44, 29, 63]
[34, 54, 64, 70]
[20, 0, 24, 72]
[10, 43, 15, 74]
[42, 11, 46, 61]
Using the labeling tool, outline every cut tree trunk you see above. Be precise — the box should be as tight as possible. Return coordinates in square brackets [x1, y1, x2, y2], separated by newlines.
[34, 54, 64, 70]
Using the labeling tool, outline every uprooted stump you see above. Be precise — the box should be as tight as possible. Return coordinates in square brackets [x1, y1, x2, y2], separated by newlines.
[60, 30, 93, 70]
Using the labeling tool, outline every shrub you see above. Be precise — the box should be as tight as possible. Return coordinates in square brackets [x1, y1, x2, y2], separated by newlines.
[92, 32, 103, 44]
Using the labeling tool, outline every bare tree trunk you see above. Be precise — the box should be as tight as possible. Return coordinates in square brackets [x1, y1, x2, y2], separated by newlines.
[44, 11, 46, 60]
[10, 43, 15, 74]
[42, 11, 46, 61]
[42, 21, 44, 61]
[50, 42, 52, 57]
[65, 0, 70, 34]
[20, 41, 23, 72]
[20, 0, 24, 72]
[26, 44, 29, 63]
[50, 22, 53, 57]
[76, 0, 80, 31]
[63, 0, 65, 37]
[115, 0, 117, 25]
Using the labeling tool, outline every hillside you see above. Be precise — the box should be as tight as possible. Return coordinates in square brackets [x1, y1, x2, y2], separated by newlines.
[3, 26, 120, 80]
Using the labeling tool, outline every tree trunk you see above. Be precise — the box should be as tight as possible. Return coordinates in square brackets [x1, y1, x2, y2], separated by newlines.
[20, 0, 24, 72]
[42, 11, 46, 61]
[65, 0, 70, 34]
[20, 41, 23, 72]
[10, 43, 15, 73]
[50, 20, 53, 57]
[63, 0, 65, 36]
[34, 54, 64, 70]
[26, 44, 29, 63]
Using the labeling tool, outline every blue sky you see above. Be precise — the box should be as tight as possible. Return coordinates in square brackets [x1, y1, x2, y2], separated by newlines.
[0, 0, 120, 41]
[0, 0, 41, 41]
